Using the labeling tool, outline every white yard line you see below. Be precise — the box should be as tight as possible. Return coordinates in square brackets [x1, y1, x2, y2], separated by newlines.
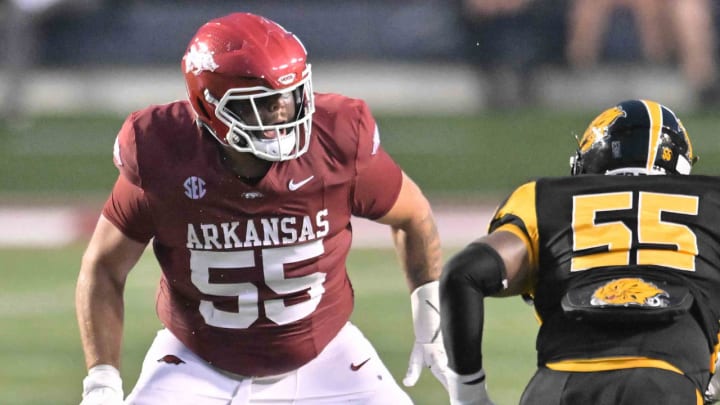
[0, 207, 84, 247]
[351, 206, 493, 249]
[0, 205, 495, 248]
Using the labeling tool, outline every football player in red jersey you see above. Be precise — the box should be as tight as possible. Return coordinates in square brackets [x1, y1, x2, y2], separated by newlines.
[76, 12, 449, 404]
[440, 99, 720, 405]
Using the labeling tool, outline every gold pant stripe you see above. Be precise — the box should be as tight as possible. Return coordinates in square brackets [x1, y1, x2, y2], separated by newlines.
[545, 357, 683, 374]
[547, 358, 703, 404]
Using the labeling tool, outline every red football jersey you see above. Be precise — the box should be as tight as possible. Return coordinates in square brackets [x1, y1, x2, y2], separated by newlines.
[103, 93, 403, 376]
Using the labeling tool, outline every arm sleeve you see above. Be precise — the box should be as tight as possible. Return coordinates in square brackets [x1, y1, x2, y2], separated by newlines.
[102, 174, 154, 243]
[440, 242, 506, 374]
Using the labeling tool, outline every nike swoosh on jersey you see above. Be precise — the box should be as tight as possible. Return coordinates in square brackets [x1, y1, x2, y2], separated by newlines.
[350, 358, 371, 371]
[288, 175, 315, 191]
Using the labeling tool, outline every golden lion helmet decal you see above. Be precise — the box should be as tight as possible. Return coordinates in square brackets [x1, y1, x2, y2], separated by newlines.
[590, 278, 670, 307]
[577, 105, 626, 154]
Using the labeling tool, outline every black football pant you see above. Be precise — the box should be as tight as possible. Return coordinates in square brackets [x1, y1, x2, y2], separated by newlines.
[520, 367, 702, 405]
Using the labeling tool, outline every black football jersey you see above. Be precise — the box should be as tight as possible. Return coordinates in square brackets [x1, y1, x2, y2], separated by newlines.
[489, 174, 720, 389]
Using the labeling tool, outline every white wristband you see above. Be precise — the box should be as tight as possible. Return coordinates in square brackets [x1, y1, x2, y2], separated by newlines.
[83, 364, 123, 396]
[447, 368, 493, 405]
[410, 280, 441, 343]
[88, 364, 120, 375]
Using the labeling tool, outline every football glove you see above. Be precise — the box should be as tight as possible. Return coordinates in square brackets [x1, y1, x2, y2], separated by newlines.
[403, 280, 450, 389]
[706, 356, 720, 404]
[80, 364, 124, 405]
[446, 368, 495, 405]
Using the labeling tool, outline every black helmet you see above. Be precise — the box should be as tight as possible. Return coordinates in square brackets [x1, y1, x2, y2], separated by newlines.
[570, 99, 697, 175]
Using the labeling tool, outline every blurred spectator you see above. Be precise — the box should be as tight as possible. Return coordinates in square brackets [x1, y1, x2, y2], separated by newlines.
[456, 0, 566, 109]
[566, 0, 720, 105]
[1, 0, 101, 124]
[1, 0, 37, 123]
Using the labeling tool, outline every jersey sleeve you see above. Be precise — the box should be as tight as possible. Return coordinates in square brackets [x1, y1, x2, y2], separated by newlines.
[112, 111, 143, 188]
[349, 102, 403, 219]
[488, 181, 540, 269]
[102, 174, 154, 243]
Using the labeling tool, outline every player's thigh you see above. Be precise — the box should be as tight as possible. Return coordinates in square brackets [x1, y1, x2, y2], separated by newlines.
[125, 324, 412, 405]
[521, 367, 701, 405]
[519, 367, 569, 405]
[124, 329, 242, 405]
[250, 322, 412, 404]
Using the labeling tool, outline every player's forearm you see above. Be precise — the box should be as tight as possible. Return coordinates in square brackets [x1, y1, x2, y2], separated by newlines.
[391, 211, 442, 290]
[76, 264, 125, 369]
[439, 242, 507, 374]
[439, 273, 485, 374]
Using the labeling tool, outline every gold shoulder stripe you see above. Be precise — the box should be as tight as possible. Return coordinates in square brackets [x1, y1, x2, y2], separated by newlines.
[495, 224, 538, 270]
[493, 181, 539, 269]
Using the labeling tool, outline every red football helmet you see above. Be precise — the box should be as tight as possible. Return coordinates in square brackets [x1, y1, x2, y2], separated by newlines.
[182, 13, 314, 161]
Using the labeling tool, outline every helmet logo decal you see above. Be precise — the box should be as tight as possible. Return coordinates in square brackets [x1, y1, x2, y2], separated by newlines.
[184, 42, 219, 76]
[579, 106, 626, 152]
[278, 73, 296, 85]
[662, 146, 673, 162]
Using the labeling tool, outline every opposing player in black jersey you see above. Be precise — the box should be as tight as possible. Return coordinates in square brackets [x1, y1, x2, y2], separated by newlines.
[440, 99, 720, 405]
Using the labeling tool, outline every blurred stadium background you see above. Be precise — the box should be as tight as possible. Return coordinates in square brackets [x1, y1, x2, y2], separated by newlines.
[2, 1, 720, 404]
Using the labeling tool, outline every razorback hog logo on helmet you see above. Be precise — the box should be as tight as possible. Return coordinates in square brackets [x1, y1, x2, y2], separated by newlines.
[184, 42, 219, 76]
[590, 278, 669, 307]
[578, 105, 626, 153]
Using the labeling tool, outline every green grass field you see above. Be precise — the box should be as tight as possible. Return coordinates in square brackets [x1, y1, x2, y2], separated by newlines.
[1, 245, 537, 405]
[3, 108, 720, 404]
[4, 109, 720, 199]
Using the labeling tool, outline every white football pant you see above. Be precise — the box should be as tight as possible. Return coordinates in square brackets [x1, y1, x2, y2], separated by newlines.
[124, 322, 413, 404]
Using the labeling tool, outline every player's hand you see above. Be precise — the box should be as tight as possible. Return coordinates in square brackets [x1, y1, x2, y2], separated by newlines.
[403, 281, 450, 389]
[403, 340, 449, 388]
[446, 368, 495, 405]
[80, 365, 124, 405]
